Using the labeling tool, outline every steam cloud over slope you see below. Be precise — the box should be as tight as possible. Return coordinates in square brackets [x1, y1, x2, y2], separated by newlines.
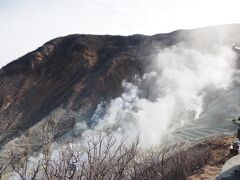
[2, 25, 240, 151]
[89, 43, 238, 146]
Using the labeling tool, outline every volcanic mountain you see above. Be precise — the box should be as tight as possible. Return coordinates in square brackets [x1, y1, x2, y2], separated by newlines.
[1, 24, 240, 148]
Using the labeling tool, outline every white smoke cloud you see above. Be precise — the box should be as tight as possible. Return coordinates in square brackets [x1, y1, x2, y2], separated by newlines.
[6, 39, 239, 180]
[90, 43, 237, 147]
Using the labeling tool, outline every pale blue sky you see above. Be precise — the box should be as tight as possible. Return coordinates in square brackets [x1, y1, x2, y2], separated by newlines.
[0, 0, 240, 67]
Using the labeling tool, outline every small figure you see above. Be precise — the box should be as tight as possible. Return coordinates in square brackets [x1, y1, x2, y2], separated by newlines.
[232, 119, 240, 127]
[230, 118, 240, 155]
[232, 117, 240, 139]
[230, 141, 240, 156]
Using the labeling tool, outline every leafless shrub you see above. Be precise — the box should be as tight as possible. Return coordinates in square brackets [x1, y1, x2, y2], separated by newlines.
[79, 133, 139, 180]
[40, 143, 81, 179]
[2, 131, 212, 180]
[40, 132, 139, 180]
[6, 135, 40, 180]
[40, 127, 54, 180]
[0, 155, 9, 179]
[129, 143, 211, 180]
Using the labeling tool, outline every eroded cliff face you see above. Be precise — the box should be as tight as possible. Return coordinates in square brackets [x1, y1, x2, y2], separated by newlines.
[1, 25, 240, 147]
[0, 34, 151, 145]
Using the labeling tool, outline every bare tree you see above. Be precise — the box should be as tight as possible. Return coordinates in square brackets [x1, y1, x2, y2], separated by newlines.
[80, 133, 139, 180]
[42, 143, 82, 180]
[37, 132, 139, 180]
[40, 128, 54, 180]
[0, 155, 9, 179]
[1, 129, 212, 180]
[6, 135, 40, 180]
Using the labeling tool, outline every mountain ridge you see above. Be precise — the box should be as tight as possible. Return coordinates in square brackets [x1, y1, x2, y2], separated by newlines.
[1, 24, 240, 147]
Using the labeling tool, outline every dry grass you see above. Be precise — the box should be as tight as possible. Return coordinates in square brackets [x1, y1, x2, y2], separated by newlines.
[187, 136, 237, 180]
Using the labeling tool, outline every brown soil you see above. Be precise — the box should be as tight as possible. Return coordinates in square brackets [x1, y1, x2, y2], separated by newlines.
[187, 135, 237, 180]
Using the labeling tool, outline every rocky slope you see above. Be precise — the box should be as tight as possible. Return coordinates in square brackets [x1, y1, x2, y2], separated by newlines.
[1, 24, 240, 147]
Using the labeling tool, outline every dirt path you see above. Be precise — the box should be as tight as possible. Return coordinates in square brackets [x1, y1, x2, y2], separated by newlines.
[187, 136, 237, 180]
[188, 165, 221, 180]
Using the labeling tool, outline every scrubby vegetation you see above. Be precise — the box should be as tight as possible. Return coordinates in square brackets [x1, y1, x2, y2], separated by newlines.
[0, 132, 231, 180]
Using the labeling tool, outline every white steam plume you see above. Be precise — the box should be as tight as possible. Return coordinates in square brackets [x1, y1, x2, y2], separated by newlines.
[89, 43, 237, 147]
